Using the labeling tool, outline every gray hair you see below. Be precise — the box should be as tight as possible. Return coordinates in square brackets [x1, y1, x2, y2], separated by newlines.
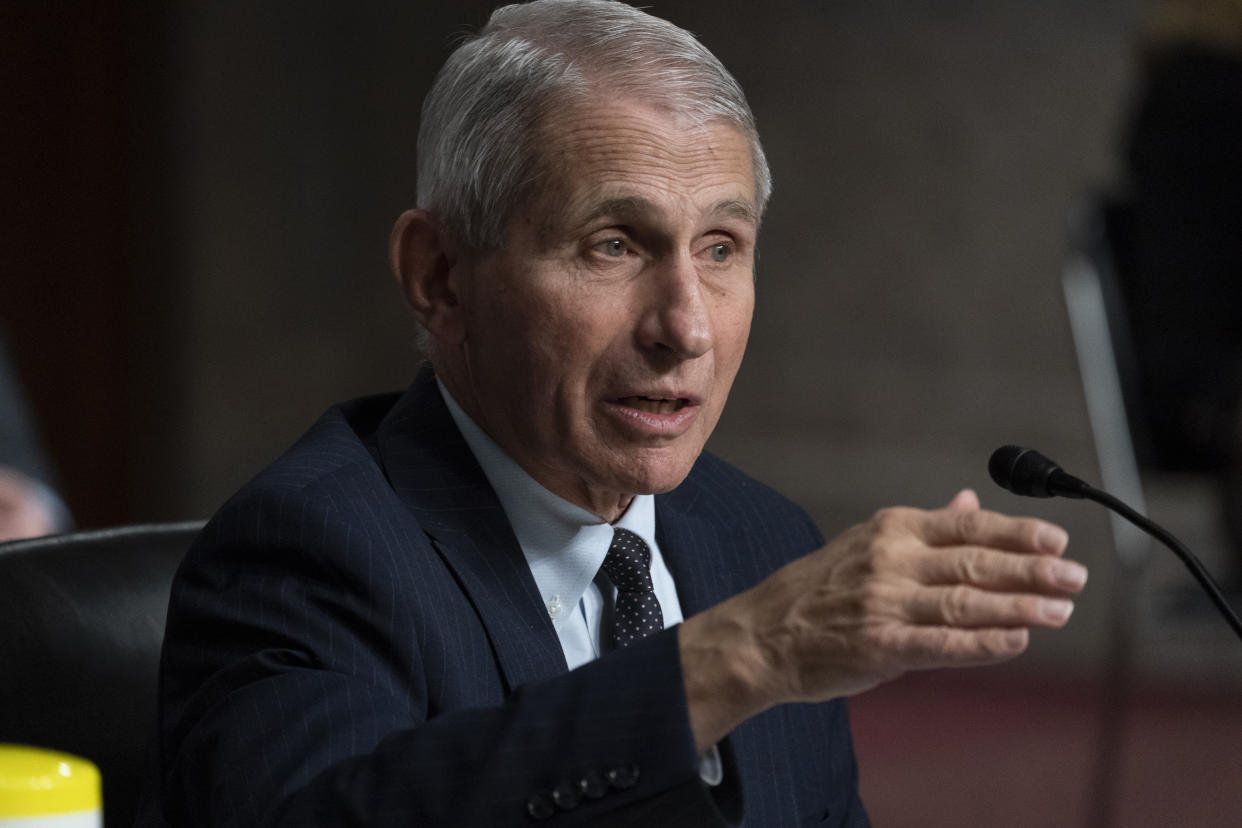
[416, 0, 772, 250]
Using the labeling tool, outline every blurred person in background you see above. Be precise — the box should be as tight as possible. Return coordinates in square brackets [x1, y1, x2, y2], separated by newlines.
[0, 335, 70, 541]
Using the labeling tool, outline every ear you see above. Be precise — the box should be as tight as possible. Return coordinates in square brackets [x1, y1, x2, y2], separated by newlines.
[389, 209, 467, 345]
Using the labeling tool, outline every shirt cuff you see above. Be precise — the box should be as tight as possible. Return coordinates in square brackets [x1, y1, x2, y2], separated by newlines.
[697, 744, 724, 786]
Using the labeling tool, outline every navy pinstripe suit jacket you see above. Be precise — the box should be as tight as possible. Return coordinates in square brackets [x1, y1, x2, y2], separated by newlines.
[141, 367, 867, 827]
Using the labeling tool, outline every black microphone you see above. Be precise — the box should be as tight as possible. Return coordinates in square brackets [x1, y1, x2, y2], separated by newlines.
[989, 444, 1242, 644]
[988, 445, 1089, 499]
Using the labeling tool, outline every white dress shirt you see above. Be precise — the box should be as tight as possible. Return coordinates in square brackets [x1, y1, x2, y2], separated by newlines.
[438, 381, 722, 785]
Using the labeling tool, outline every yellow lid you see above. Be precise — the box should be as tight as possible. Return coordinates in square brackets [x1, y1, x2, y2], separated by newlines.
[0, 744, 101, 817]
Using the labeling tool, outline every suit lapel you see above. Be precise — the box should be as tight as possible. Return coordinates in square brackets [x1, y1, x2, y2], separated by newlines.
[654, 485, 741, 616]
[656, 455, 795, 615]
[375, 366, 567, 692]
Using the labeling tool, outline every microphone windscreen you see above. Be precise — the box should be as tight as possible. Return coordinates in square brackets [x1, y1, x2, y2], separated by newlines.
[988, 445, 1062, 498]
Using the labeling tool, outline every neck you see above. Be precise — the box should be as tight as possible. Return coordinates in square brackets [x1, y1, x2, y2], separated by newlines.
[585, 493, 635, 525]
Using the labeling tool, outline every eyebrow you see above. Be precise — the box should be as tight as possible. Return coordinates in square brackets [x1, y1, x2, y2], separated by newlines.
[573, 196, 654, 229]
[576, 195, 759, 229]
[711, 198, 760, 225]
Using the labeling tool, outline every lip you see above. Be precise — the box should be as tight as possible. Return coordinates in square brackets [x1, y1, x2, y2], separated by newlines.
[602, 392, 702, 438]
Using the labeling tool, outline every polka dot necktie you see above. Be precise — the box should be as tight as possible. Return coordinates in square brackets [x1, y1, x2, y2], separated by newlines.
[600, 527, 664, 648]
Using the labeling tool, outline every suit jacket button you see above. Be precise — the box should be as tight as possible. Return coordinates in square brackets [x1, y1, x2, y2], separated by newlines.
[526, 790, 556, 820]
[578, 770, 607, 799]
[606, 764, 639, 790]
[551, 781, 581, 810]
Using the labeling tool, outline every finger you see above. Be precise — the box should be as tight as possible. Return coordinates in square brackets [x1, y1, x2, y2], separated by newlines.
[945, 489, 979, 512]
[910, 545, 1089, 595]
[891, 625, 1031, 669]
[905, 584, 1075, 629]
[918, 506, 1069, 557]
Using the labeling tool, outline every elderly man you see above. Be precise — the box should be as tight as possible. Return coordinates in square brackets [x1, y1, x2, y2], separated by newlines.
[142, 2, 1087, 826]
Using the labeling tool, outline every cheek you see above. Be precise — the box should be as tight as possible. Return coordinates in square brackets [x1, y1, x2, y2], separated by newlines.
[716, 296, 754, 368]
[482, 300, 609, 403]
[539, 294, 632, 366]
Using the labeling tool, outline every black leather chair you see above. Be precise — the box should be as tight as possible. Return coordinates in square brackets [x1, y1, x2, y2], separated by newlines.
[0, 522, 203, 828]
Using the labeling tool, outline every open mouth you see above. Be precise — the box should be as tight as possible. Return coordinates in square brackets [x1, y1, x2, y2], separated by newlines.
[617, 396, 689, 414]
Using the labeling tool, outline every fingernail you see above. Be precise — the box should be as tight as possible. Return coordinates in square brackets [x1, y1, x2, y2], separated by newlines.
[1053, 560, 1088, 590]
[1041, 599, 1074, 624]
[1036, 524, 1069, 555]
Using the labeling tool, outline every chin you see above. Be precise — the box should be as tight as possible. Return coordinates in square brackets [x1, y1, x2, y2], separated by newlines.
[604, 454, 699, 497]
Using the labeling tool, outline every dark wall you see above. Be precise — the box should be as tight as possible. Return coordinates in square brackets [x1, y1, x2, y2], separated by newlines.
[2, 2, 132, 527]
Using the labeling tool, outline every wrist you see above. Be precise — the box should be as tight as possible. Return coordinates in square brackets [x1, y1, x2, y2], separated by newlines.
[677, 603, 773, 752]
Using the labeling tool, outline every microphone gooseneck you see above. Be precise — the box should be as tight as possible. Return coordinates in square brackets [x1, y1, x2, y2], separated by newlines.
[989, 445, 1242, 644]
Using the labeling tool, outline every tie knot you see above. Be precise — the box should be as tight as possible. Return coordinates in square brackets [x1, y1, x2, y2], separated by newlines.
[601, 527, 653, 593]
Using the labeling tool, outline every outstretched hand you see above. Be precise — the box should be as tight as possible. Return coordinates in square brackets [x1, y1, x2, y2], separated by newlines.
[679, 490, 1087, 750]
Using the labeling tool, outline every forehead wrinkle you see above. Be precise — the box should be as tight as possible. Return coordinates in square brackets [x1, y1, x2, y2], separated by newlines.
[524, 102, 755, 248]
[552, 107, 749, 191]
[560, 113, 719, 162]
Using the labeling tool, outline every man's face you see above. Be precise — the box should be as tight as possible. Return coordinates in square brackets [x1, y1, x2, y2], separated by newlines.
[444, 98, 757, 519]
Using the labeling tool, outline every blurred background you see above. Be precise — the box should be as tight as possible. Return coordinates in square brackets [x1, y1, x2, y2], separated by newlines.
[3, 0, 1239, 825]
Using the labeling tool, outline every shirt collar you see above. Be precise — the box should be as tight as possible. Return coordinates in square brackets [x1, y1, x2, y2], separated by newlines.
[436, 379, 656, 629]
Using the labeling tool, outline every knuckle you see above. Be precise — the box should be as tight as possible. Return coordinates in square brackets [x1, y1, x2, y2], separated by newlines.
[857, 581, 892, 618]
[953, 508, 985, 539]
[868, 508, 898, 534]
[870, 506, 913, 535]
[1018, 519, 1044, 551]
[868, 536, 905, 571]
[938, 585, 973, 625]
[978, 629, 1021, 660]
[919, 628, 953, 660]
[1031, 555, 1059, 587]
[1014, 594, 1044, 621]
[919, 626, 955, 661]
[858, 623, 890, 654]
[954, 547, 984, 585]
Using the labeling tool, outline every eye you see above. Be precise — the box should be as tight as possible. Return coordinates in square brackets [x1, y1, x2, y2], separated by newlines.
[598, 238, 627, 257]
[583, 232, 643, 271]
[708, 242, 731, 263]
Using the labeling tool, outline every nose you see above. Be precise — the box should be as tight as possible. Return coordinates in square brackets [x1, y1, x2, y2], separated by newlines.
[637, 251, 712, 361]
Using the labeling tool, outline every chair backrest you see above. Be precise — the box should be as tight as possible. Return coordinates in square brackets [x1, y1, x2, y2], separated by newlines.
[0, 522, 204, 828]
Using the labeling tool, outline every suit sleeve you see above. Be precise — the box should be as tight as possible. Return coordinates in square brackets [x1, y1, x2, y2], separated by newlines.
[149, 482, 741, 828]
